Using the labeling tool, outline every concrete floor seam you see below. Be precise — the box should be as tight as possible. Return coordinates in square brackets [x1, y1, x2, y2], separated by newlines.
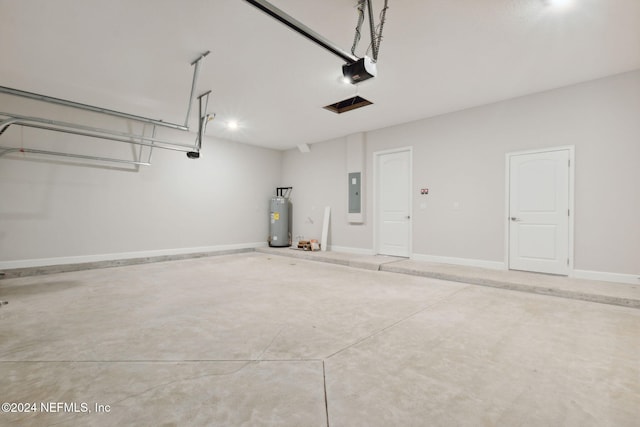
[322, 360, 330, 427]
[323, 285, 473, 360]
[0, 358, 325, 363]
[256, 324, 287, 361]
[103, 362, 260, 409]
[318, 285, 474, 427]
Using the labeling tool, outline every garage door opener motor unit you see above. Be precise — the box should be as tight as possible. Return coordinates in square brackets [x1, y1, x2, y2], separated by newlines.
[269, 187, 292, 247]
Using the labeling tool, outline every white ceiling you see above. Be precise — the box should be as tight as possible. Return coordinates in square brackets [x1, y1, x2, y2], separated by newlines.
[1, 0, 639, 150]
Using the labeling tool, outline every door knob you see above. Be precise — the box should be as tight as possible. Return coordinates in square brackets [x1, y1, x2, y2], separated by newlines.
[510, 217, 521, 222]
[406, 215, 411, 219]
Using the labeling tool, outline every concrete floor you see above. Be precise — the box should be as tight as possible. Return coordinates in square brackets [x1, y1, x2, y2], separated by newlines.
[0, 252, 638, 426]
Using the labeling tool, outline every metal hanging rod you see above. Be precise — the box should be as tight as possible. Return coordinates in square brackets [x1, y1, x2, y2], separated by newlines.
[2, 122, 191, 153]
[0, 51, 210, 132]
[0, 113, 197, 152]
[243, 0, 358, 64]
[0, 85, 188, 132]
[0, 52, 214, 166]
[0, 93, 215, 163]
[188, 90, 213, 159]
[0, 147, 151, 166]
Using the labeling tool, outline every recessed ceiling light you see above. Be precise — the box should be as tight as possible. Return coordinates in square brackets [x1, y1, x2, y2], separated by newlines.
[547, 0, 574, 9]
[227, 120, 239, 130]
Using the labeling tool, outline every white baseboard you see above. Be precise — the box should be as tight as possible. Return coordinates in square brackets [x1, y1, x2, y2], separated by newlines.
[328, 245, 376, 256]
[573, 269, 640, 285]
[411, 253, 505, 270]
[410, 254, 639, 285]
[0, 242, 267, 270]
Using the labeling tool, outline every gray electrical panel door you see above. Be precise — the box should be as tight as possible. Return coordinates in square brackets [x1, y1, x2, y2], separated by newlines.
[349, 172, 361, 213]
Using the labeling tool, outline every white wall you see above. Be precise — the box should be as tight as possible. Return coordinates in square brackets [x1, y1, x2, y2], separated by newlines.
[0, 95, 281, 267]
[282, 70, 640, 277]
[3, 71, 638, 279]
[281, 137, 370, 251]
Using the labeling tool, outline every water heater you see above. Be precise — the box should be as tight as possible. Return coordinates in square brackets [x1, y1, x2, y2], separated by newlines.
[269, 187, 292, 247]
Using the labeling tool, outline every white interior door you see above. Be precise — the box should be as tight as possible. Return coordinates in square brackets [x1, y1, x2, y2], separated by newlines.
[376, 149, 411, 257]
[509, 149, 570, 275]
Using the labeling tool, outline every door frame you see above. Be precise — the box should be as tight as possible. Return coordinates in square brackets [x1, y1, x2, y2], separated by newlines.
[373, 146, 413, 257]
[504, 145, 575, 274]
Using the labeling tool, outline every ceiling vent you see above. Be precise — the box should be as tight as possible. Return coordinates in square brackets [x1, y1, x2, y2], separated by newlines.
[324, 96, 373, 114]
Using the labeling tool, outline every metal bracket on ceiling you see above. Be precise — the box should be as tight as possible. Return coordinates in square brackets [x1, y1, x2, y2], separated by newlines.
[187, 90, 214, 159]
[185, 51, 210, 128]
[0, 51, 213, 166]
[351, 0, 389, 62]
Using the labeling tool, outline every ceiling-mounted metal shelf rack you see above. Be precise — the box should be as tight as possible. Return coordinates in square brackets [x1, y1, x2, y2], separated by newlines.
[0, 51, 213, 167]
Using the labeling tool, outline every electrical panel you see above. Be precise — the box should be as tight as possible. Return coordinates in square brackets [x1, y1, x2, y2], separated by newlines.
[349, 172, 361, 214]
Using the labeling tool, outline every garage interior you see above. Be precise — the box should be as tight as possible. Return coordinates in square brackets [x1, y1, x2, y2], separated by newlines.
[1, 0, 639, 426]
